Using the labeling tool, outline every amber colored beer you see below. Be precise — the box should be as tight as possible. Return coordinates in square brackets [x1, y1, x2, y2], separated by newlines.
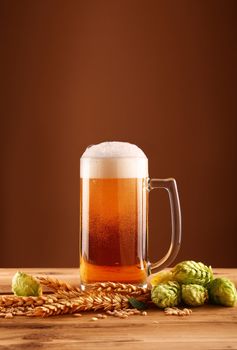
[80, 177, 148, 286]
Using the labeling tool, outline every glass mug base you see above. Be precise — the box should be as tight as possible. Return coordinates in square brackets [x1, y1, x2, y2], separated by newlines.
[80, 260, 150, 290]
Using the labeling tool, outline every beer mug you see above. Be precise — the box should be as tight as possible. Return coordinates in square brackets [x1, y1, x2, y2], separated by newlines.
[80, 142, 181, 289]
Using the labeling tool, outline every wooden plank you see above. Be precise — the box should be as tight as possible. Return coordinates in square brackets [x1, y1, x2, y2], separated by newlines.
[0, 268, 236, 350]
[0, 307, 237, 349]
[0, 268, 236, 293]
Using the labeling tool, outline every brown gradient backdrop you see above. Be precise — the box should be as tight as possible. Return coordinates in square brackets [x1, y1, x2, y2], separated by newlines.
[1, 1, 237, 268]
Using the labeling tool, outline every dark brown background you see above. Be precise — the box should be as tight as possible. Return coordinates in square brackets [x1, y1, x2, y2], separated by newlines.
[1, 0, 237, 268]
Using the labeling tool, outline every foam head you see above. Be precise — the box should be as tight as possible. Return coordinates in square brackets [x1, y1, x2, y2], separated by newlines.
[80, 141, 148, 178]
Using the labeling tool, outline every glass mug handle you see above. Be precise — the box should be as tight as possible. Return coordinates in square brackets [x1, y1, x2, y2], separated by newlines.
[148, 178, 182, 273]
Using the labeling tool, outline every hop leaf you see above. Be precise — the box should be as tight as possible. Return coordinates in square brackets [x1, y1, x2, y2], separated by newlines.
[12, 271, 42, 297]
[208, 278, 237, 307]
[128, 297, 148, 310]
[151, 281, 181, 309]
[182, 284, 208, 306]
[150, 271, 173, 286]
[171, 260, 213, 286]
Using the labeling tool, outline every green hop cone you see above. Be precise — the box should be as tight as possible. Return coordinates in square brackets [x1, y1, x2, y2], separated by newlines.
[151, 281, 181, 309]
[171, 260, 213, 286]
[208, 278, 237, 307]
[182, 284, 208, 306]
[12, 271, 42, 297]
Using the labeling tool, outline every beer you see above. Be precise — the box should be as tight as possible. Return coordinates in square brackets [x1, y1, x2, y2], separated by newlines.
[80, 142, 149, 287]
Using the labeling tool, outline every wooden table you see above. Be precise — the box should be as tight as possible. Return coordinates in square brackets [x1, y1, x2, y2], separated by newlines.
[0, 268, 236, 349]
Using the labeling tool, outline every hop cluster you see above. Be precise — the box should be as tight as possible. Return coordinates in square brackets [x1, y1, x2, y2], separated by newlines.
[182, 284, 208, 306]
[171, 261, 213, 286]
[151, 260, 237, 309]
[12, 272, 42, 297]
[208, 278, 237, 307]
[151, 281, 181, 309]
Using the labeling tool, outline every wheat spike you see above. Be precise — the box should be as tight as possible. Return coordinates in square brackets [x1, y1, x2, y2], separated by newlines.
[36, 276, 81, 293]
[1, 275, 151, 318]
[55, 290, 83, 299]
[0, 294, 59, 308]
[55, 284, 148, 300]
[27, 292, 150, 317]
[37, 276, 148, 297]
[89, 282, 148, 295]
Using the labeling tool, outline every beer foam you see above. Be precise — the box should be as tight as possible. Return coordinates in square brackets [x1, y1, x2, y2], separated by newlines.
[82, 141, 147, 158]
[80, 142, 148, 178]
